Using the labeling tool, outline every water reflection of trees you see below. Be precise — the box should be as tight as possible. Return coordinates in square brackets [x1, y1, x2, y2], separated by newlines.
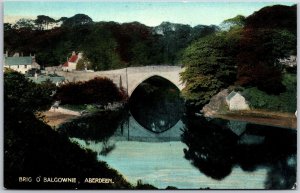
[58, 109, 128, 142]
[181, 116, 296, 189]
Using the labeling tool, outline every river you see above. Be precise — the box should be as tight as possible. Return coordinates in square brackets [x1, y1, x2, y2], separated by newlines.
[57, 76, 296, 189]
[59, 111, 296, 189]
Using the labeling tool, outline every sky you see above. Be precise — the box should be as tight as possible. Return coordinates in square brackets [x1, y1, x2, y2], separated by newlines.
[3, 1, 296, 26]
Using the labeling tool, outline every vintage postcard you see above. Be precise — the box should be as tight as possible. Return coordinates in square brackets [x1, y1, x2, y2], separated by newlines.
[3, 0, 297, 190]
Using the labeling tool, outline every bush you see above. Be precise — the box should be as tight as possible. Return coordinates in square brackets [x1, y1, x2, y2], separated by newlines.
[55, 77, 128, 105]
[242, 73, 296, 112]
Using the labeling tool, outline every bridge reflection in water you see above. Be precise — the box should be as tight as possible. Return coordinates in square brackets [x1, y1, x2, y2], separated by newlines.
[114, 115, 184, 142]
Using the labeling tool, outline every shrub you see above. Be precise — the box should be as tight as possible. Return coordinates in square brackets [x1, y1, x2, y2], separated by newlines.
[55, 77, 128, 105]
[242, 73, 296, 112]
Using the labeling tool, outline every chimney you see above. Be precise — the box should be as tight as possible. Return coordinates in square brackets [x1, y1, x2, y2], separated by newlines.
[5, 50, 8, 57]
[78, 52, 83, 59]
[72, 51, 76, 56]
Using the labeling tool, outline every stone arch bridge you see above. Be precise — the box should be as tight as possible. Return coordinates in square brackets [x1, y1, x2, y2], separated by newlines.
[56, 65, 185, 96]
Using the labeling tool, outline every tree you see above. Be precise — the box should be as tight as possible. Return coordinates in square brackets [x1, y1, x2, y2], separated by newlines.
[180, 31, 239, 109]
[237, 5, 297, 94]
[82, 25, 122, 70]
[4, 70, 55, 114]
[4, 23, 13, 31]
[220, 15, 246, 30]
[13, 18, 35, 29]
[76, 56, 92, 70]
[245, 4, 296, 35]
[62, 14, 93, 28]
[35, 15, 56, 30]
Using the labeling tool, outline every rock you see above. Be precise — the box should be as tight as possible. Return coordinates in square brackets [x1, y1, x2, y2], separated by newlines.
[202, 89, 229, 117]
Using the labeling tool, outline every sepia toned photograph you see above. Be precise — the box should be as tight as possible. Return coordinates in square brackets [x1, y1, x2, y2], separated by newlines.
[2, 0, 297, 190]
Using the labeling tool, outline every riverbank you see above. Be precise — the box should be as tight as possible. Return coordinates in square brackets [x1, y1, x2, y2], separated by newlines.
[210, 110, 297, 129]
[41, 110, 80, 128]
[202, 88, 297, 129]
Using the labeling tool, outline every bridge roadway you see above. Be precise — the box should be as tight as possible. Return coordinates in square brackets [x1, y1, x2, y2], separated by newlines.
[56, 65, 185, 96]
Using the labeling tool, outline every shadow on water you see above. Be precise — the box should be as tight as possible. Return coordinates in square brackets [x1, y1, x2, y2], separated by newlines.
[58, 109, 129, 155]
[181, 116, 297, 189]
[129, 75, 184, 133]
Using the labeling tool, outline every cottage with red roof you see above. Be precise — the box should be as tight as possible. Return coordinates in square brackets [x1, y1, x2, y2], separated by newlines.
[62, 51, 83, 72]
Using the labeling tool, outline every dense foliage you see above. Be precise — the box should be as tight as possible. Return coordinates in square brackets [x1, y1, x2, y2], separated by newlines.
[55, 77, 127, 105]
[4, 70, 55, 114]
[237, 5, 297, 94]
[4, 16, 219, 69]
[242, 74, 297, 112]
[180, 4, 296, 111]
[180, 29, 240, 109]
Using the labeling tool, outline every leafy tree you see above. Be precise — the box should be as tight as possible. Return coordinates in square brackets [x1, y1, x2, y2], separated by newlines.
[180, 31, 239, 109]
[4, 70, 55, 114]
[62, 14, 93, 28]
[220, 15, 246, 30]
[237, 5, 297, 94]
[82, 25, 122, 70]
[245, 4, 297, 35]
[76, 56, 92, 70]
[13, 18, 35, 29]
[4, 23, 13, 31]
[190, 24, 220, 42]
[35, 15, 56, 30]
[57, 16, 68, 23]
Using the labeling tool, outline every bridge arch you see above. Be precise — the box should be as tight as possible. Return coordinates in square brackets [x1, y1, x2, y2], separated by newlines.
[128, 74, 182, 97]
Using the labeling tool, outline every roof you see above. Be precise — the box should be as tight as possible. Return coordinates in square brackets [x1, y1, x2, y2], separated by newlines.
[69, 55, 78, 63]
[226, 91, 237, 101]
[62, 54, 78, 67]
[5, 56, 32, 66]
[29, 75, 65, 84]
[63, 62, 68, 67]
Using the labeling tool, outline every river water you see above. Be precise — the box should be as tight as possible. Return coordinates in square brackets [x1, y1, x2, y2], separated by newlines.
[59, 111, 296, 189]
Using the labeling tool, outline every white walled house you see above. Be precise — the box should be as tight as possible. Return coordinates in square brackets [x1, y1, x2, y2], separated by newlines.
[226, 91, 250, 111]
[4, 52, 40, 74]
[62, 51, 83, 72]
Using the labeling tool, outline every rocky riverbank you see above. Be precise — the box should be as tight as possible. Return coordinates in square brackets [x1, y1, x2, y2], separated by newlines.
[201, 89, 297, 129]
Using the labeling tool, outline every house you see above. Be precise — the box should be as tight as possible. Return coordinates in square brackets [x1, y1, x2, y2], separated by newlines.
[226, 91, 250, 111]
[62, 51, 83, 72]
[4, 52, 40, 74]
